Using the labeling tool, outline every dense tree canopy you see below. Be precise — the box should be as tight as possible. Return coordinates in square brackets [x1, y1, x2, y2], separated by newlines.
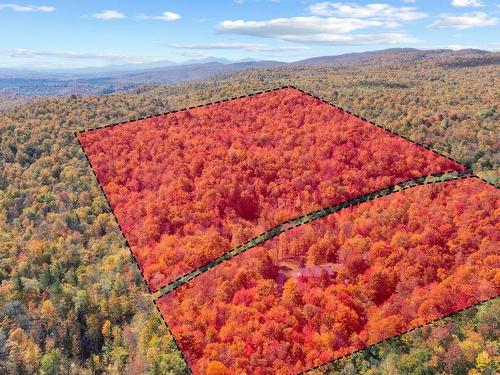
[78, 88, 462, 290]
[0, 51, 498, 374]
[158, 178, 499, 375]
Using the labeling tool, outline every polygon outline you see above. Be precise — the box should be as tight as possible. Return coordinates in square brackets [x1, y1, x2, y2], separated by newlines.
[74, 86, 498, 374]
[75, 85, 470, 294]
[153, 169, 471, 298]
[302, 294, 499, 374]
[153, 175, 499, 374]
[75, 85, 468, 171]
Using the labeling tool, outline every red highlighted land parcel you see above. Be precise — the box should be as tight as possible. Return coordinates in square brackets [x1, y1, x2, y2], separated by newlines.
[157, 178, 499, 375]
[77, 87, 464, 291]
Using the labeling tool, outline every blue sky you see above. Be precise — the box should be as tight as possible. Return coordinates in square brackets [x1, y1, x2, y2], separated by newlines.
[0, 0, 499, 68]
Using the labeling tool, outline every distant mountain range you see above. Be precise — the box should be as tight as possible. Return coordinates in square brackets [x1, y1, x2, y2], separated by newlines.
[292, 48, 491, 65]
[0, 57, 267, 79]
[0, 48, 496, 97]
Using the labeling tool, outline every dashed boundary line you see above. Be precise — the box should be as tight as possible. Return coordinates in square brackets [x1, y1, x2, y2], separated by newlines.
[153, 303, 193, 375]
[289, 85, 468, 170]
[73, 85, 498, 374]
[74, 84, 468, 172]
[466, 173, 499, 189]
[153, 173, 498, 375]
[75, 86, 287, 135]
[153, 170, 476, 299]
[302, 294, 499, 374]
[75, 84, 474, 295]
[75, 136, 153, 294]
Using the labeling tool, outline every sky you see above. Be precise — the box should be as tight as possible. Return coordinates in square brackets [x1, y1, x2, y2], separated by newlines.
[0, 0, 499, 69]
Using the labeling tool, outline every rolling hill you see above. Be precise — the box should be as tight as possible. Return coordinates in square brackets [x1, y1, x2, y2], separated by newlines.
[0, 48, 498, 374]
[0, 48, 494, 100]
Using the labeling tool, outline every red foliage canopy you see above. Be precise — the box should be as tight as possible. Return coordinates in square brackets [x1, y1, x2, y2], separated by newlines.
[78, 88, 463, 290]
[157, 178, 499, 375]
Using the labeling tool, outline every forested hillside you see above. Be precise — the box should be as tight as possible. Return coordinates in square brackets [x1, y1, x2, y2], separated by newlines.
[159, 178, 499, 375]
[77, 87, 462, 292]
[0, 51, 498, 374]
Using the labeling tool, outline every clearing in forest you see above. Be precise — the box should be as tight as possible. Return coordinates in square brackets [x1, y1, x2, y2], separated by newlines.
[77, 87, 464, 292]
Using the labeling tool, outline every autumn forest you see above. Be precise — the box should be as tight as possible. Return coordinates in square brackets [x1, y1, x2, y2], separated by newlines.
[77, 82, 497, 375]
[0, 50, 499, 374]
[158, 178, 499, 374]
[77, 87, 463, 291]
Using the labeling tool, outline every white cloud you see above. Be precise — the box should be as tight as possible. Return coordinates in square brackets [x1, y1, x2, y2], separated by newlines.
[215, 16, 418, 45]
[220, 3, 423, 46]
[91, 10, 125, 20]
[179, 51, 210, 58]
[429, 12, 497, 29]
[218, 16, 398, 35]
[451, 0, 484, 7]
[1, 48, 147, 62]
[139, 11, 181, 21]
[0, 3, 54, 12]
[234, 0, 281, 3]
[309, 2, 427, 21]
[443, 44, 476, 49]
[216, 2, 426, 46]
[274, 32, 417, 44]
[169, 42, 309, 52]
